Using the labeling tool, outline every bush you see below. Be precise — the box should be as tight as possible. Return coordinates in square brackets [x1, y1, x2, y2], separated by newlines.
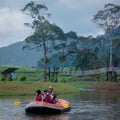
[61, 78, 66, 83]
[19, 75, 27, 81]
[0, 76, 6, 81]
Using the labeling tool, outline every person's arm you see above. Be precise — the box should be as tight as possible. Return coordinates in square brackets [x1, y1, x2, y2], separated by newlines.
[35, 94, 38, 101]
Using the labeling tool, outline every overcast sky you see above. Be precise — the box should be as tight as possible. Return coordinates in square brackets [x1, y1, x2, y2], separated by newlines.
[0, 0, 119, 48]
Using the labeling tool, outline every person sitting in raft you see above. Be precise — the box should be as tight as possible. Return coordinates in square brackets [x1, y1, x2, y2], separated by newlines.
[43, 89, 52, 103]
[35, 89, 43, 101]
[49, 85, 57, 103]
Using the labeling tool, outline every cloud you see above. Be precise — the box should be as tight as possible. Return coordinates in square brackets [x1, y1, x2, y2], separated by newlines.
[0, 7, 31, 47]
[0, 8, 23, 32]
[0, 0, 119, 47]
[51, 0, 119, 35]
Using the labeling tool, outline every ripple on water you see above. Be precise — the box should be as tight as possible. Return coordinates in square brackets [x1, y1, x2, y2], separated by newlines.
[69, 99, 120, 120]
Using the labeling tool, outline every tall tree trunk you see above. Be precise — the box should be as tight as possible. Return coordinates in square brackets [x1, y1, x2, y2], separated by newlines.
[108, 31, 117, 82]
[109, 31, 113, 81]
[43, 38, 47, 81]
[109, 32, 113, 70]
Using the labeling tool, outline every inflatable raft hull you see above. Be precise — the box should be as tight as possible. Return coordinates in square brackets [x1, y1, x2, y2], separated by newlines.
[25, 99, 71, 114]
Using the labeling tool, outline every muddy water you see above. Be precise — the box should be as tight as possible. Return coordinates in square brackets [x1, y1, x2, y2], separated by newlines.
[0, 90, 120, 120]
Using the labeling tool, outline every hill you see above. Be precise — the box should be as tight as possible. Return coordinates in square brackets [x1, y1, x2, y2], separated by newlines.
[0, 26, 119, 68]
[0, 41, 42, 67]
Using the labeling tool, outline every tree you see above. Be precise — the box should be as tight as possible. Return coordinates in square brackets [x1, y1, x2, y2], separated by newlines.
[73, 49, 102, 70]
[92, 3, 120, 81]
[95, 35, 109, 67]
[50, 31, 78, 67]
[22, 1, 66, 81]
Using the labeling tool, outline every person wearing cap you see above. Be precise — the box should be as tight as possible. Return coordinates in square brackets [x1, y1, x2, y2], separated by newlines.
[49, 86, 57, 103]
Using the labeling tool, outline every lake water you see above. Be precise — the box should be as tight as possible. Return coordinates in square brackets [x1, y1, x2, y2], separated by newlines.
[0, 90, 120, 120]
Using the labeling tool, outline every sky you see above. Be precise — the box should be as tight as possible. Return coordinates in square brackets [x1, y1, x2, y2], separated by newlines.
[0, 0, 119, 48]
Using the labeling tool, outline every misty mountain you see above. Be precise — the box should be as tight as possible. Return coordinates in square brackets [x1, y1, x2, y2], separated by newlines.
[0, 26, 119, 68]
[0, 40, 74, 68]
[0, 41, 42, 67]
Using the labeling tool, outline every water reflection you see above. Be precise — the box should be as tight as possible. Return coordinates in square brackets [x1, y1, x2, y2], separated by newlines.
[0, 90, 120, 120]
[25, 113, 70, 120]
[69, 90, 120, 120]
[13, 114, 70, 120]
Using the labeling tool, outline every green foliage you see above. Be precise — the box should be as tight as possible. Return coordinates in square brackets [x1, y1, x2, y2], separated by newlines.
[58, 55, 66, 63]
[23, 20, 66, 55]
[0, 75, 6, 81]
[73, 49, 103, 70]
[6, 75, 11, 81]
[19, 75, 27, 81]
[0, 75, 12, 81]
[41, 57, 51, 64]
[60, 78, 66, 83]
[36, 21, 66, 40]
[22, 1, 49, 27]
[22, 1, 66, 81]
[65, 31, 78, 39]
[92, 3, 120, 31]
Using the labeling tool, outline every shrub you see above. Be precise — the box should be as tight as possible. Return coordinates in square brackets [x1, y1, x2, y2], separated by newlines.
[0, 76, 6, 81]
[19, 75, 27, 81]
[61, 78, 66, 83]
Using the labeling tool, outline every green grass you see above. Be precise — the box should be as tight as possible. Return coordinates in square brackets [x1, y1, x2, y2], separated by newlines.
[0, 66, 120, 96]
[67, 81, 98, 88]
[0, 81, 99, 96]
[0, 81, 80, 96]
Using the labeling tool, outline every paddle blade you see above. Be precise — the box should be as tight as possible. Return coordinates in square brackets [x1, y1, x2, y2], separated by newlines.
[58, 99, 70, 108]
[61, 102, 69, 108]
[13, 101, 21, 106]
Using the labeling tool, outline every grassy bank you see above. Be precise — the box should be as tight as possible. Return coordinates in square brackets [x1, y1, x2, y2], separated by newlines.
[0, 81, 120, 96]
[0, 66, 120, 96]
[0, 81, 80, 96]
[87, 82, 120, 90]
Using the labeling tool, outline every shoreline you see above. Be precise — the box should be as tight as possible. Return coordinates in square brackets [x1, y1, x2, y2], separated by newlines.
[0, 81, 120, 96]
[0, 81, 80, 96]
[87, 82, 120, 91]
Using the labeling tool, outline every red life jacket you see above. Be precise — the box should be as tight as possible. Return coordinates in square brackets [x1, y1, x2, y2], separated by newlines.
[44, 94, 52, 103]
[35, 94, 42, 101]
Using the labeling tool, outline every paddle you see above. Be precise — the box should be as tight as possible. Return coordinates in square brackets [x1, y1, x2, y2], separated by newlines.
[13, 101, 29, 106]
[58, 99, 69, 108]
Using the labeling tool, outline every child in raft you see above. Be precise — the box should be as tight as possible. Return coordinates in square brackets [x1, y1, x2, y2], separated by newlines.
[43, 89, 53, 103]
[35, 89, 44, 101]
[35, 87, 57, 104]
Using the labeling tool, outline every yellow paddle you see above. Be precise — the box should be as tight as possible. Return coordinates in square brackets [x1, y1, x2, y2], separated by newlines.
[58, 100, 69, 108]
[13, 101, 21, 106]
[13, 101, 29, 106]
[60, 102, 69, 108]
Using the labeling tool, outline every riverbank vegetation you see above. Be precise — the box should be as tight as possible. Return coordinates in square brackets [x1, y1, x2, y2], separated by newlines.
[88, 82, 120, 90]
[0, 66, 120, 96]
[0, 81, 80, 96]
[0, 66, 94, 96]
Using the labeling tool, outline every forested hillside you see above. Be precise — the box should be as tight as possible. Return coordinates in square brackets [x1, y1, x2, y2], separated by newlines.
[0, 26, 120, 68]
